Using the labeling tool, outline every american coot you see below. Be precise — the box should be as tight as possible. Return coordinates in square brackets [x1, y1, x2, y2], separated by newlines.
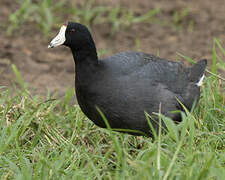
[48, 22, 207, 137]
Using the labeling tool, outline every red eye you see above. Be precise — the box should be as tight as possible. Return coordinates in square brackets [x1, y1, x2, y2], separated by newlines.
[70, 29, 76, 33]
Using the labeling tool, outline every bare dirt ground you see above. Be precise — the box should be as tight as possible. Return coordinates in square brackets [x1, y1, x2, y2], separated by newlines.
[0, 0, 224, 97]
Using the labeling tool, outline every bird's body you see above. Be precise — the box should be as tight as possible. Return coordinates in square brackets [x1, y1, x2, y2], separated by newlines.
[49, 22, 207, 137]
[75, 51, 206, 136]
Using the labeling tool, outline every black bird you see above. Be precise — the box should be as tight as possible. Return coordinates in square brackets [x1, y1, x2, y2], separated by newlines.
[48, 22, 207, 137]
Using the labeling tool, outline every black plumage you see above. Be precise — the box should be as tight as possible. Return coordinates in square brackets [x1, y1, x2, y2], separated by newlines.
[49, 22, 207, 137]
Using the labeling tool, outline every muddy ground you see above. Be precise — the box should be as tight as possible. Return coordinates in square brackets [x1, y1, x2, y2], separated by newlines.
[0, 0, 224, 97]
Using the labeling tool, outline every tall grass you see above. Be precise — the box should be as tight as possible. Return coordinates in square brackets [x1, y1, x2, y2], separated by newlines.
[0, 40, 224, 179]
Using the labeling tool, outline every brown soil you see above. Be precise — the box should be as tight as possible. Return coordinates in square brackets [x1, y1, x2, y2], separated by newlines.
[0, 0, 224, 97]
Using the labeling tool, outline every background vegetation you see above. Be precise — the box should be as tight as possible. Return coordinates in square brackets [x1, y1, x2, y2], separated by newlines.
[0, 0, 224, 179]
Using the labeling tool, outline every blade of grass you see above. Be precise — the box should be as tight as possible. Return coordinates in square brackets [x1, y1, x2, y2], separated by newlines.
[11, 64, 27, 90]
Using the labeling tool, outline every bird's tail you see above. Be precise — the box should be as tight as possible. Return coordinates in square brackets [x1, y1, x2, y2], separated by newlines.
[188, 59, 207, 86]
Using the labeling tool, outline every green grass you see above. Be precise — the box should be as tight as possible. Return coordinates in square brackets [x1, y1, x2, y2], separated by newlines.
[7, 0, 65, 35]
[0, 40, 224, 179]
[171, 8, 195, 32]
[7, 0, 160, 36]
[7, 0, 197, 37]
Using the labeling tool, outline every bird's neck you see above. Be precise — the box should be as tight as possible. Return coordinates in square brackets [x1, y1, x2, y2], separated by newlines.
[72, 48, 98, 65]
[70, 42, 99, 85]
[70, 37, 98, 67]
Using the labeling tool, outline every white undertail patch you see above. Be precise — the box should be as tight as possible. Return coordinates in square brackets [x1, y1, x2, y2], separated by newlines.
[196, 74, 205, 86]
